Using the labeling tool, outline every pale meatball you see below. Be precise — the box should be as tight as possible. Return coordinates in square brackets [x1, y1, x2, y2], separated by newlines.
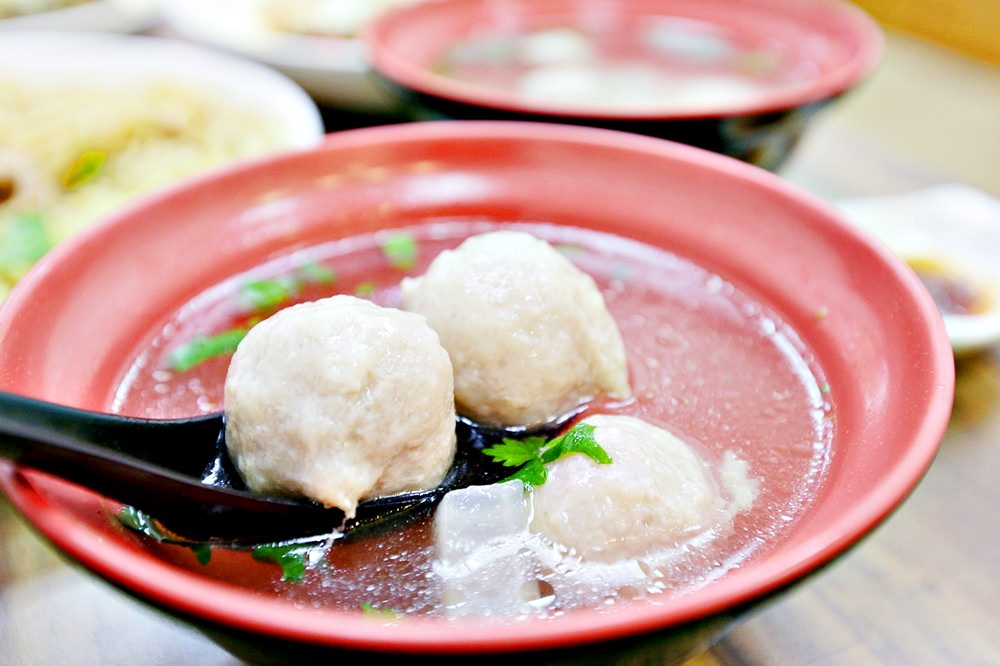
[223, 295, 456, 518]
[530, 414, 723, 563]
[401, 231, 630, 427]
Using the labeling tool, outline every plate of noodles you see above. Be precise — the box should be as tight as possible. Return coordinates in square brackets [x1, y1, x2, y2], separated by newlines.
[0, 30, 325, 302]
[0, 0, 159, 32]
[160, 0, 423, 113]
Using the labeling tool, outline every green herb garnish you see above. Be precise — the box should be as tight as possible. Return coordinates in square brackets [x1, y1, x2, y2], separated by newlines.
[0, 212, 51, 277]
[252, 543, 312, 583]
[238, 277, 298, 312]
[354, 281, 376, 296]
[237, 260, 337, 313]
[296, 261, 336, 285]
[117, 505, 212, 564]
[380, 232, 418, 270]
[361, 601, 403, 620]
[168, 328, 247, 372]
[482, 422, 611, 488]
[62, 149, 107, 190]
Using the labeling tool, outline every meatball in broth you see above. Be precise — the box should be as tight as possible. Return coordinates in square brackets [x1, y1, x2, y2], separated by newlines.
[531, 414, 750, 563]
[223, 295, 457, 518]
[401, 231, 631, 427]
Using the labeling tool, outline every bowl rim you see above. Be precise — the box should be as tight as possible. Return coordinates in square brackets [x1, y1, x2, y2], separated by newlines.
[364, 0, 885, 120]
[0, 121, 952, 655]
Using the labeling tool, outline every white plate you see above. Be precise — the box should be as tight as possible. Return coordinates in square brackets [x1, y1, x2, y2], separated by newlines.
[837, 184, 1000, 355]
[0, 30, 323, 150]
[160, 0, 410, 113]
[0, 0, 160, 33]
[0, 30, 325, 298]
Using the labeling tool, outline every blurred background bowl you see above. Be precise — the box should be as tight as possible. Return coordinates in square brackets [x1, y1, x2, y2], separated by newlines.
[0, 30, 324, 301]
[0, 0, 159, 32]
[0, 122, 952, 664]
[364, 0, 884, 170]
[159, 0, 424, 115]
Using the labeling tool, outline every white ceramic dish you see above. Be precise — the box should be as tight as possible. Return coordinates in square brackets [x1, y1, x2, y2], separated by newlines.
[0, 30, 324, 298]
[837, 184, 1000, 355]
[160, 0, 410, 113]
[0, 30, 324, 147]
[0, 0, 159, 33]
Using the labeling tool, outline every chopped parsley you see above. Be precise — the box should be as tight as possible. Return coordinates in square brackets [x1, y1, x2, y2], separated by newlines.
[0, 212, 51, 277]
[168, 328, 247, 372]
[482, 422, 611, 488]
[354, 281, 376, 296]
[380, 232, 418, 270]
[361, 602, 403, 620]
[61, 149, 107, 190]
[296, 260, 336, 286]
[117, 505, 211, 564]
[237, 261, 337, 313]
[252, 542, 313, 582]
[238, 277, 298, 312]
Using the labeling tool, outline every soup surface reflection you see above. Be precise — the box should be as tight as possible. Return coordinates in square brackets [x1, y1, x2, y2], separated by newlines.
[434, 20, 811, 113]
[112, 221, 833, 618]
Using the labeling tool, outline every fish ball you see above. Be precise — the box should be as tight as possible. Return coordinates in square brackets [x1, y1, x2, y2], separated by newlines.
[530, 414, 722, 562]
[224, 295, 456, 518]
[401, 230, 630, 427]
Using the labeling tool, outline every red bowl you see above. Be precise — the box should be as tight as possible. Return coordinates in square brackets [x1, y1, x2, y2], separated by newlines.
[364, 0, 884, 169]
[0, 122, 951, 664]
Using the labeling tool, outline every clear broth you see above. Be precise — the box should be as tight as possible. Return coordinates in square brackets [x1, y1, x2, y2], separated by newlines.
[112, 220, 833, 618]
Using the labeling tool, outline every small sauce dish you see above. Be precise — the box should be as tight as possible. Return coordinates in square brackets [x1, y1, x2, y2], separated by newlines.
[838, 184, 1000, 355]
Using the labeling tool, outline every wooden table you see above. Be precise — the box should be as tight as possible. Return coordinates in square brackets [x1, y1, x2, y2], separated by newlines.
[2, 30, 999, 665]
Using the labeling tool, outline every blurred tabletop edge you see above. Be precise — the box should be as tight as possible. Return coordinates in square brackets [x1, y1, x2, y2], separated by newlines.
[2, 27, 1000, 666]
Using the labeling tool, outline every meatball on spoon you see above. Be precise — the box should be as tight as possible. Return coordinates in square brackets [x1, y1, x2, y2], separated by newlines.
[0, 391, 547, 545]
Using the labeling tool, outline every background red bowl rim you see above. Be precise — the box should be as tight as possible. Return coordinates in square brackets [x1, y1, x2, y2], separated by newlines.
[364, 0, 885, 120]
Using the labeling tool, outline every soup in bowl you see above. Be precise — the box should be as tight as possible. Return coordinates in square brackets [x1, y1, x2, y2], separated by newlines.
[0, 122, 951, 664]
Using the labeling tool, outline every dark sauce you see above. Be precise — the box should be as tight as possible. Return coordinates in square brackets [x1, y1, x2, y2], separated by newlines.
[908, 256, 991, 316]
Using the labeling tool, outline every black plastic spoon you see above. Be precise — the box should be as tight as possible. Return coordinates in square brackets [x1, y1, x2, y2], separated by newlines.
[0, 391, 540, 546]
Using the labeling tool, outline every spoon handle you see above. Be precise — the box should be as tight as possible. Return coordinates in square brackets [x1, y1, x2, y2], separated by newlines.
[0, 391, 342, 544]
[0, 391, 222, 475]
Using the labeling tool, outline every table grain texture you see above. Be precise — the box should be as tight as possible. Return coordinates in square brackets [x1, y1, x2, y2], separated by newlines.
[2, 30, 998, 666]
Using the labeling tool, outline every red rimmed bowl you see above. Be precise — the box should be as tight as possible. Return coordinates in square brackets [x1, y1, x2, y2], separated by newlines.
[364, 0, 883, 170]
[0, 122, 951, 665]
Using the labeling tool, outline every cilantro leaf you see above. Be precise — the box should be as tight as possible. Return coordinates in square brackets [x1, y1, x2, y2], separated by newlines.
[169, 328, 247, 372]
[252, 543, 311, 583]
[354, 281, 376, 296]
[540, 423, 609, 464]
[482, 435, 547, 467]
[380, 232, 418, 270]
[191, 544, 213, 566]
[238, 277, 298, 312]
[62, 149, 106, 190]
[507, 458, 549, 487]
[296, 261, 336, 285]
[0, 212, 51, 276]
[483, 422, 611, 489]
[361, 602, 403, 620]
[117, 505, 212, 564]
